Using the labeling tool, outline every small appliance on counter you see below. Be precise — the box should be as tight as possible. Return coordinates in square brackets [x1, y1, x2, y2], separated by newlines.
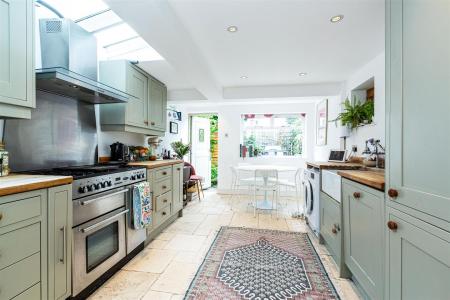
[110, 141, 130, 162]
[362, 138, 385, 168]
[328, 150, 347, 162]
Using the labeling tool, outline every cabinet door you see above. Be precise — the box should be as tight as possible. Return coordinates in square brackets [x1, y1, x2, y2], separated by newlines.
[386, 207, 450, 300]
[0, 0, 34, 109]
[148, 78, 167, 131]
[172, 163, 183, 213]
[47, 185, 72, 300]
[126, 65, 148, 128]
[343, 181, 384, 300]
[386, 0, 450, 223]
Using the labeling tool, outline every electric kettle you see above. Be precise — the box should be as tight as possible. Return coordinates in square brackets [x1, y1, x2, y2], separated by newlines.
[110, 142, 130, 162]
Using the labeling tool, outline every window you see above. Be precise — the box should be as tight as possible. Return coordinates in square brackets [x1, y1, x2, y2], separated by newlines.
[240, 114, 306, 157]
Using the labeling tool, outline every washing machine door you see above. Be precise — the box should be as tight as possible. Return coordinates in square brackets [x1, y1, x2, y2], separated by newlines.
[304, 179, 313, 215]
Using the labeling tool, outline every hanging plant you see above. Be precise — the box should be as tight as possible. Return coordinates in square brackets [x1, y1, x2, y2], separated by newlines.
[330, 97, 374, 129]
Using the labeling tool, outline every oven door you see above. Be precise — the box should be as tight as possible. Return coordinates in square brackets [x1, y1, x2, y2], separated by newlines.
[72, 207, 128, 296]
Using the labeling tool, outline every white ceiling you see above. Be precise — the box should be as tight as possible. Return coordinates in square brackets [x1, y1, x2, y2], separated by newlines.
[106, 0, 384, 101]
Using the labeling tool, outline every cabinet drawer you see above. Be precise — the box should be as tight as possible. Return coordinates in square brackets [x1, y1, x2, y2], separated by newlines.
[154, 204, 171, 227]
[153, 178, 171, 196]
[12, 283, 40, 300]
[155, 191, 171, 212]
[154, 167, 172, 182]
[0, 223, 40, 270]
[0, 196, 42, 229]
[0, 252, 40, 299]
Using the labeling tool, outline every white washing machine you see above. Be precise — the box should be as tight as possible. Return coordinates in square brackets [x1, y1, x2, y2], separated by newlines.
[303, 167, 321, 237]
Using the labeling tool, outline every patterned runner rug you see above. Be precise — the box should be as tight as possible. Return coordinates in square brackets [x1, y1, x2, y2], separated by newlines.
[184, 227, 340, 300]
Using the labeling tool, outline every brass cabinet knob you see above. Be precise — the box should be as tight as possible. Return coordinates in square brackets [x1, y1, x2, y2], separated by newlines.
[387, 220, 398, 231]
[388, 188, 399, 199]
[163, 199, 168, 203]
[177, 168, 181, 171]
[162, 185, 167, 189]
[353, 192, 361, 199]
[162, 211, 167, 216]
[144, 120, 149, 125]
[162, 172, 167, 175]
[0, 212, 3, 221]
[151, 121, 156, 126]
[332, 228, 337, 234]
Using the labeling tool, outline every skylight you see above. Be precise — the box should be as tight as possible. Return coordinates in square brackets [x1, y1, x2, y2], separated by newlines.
[35, 0, 163, 62]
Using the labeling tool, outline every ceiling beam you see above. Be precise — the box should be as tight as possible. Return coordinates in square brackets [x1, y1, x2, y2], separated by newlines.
[105, 0, 222, 100]
[223, 82, 344, 99]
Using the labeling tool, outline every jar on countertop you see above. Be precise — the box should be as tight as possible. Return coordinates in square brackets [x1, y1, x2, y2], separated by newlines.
[0, 142, 9, 176]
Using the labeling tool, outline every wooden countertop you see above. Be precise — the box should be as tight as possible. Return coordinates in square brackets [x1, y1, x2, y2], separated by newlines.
[337, 170, 385, 191]
[306, 161, 364, 170]
[128, 159, 184, 169]
[0, 174, 73, 197]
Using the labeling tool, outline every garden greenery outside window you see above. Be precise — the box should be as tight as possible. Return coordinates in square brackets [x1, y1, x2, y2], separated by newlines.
[240, 113, 306, 158]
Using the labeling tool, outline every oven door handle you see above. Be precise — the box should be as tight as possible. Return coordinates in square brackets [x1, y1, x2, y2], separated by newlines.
[80, 188, 129, 206]
[80, 209, 129, 233]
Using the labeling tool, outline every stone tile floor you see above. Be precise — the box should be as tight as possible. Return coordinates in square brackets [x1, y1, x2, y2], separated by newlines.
[89, 189, 362, 300]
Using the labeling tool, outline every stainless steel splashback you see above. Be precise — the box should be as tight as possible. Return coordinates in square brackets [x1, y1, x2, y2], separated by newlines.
[4, 91, 97, 171]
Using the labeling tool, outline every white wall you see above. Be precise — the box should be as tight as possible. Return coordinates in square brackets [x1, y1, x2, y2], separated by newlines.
[162, 98, 336, 193]
[313, 52, 385, 161]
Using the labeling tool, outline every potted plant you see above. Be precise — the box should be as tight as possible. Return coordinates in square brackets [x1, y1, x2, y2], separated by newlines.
[170, 141, 191, 160]
[331, 97, 374, 129]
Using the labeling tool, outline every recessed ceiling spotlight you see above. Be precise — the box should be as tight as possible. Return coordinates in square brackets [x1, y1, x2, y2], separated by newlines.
[330, 15, 344, 23]
[298, 72, 307, 77]
[227, 26, 238, 33]
[240, 76, 248, 79]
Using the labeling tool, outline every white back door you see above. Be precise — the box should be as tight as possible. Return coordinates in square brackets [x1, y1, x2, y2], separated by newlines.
[191, 116, 211, 188]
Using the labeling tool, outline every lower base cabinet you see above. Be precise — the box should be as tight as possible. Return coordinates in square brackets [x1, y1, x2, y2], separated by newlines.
[386, 207, 450, 300]
[343, 179, 384, 300]
[145, 163, 184, 240]
[0, 185, 72, 300]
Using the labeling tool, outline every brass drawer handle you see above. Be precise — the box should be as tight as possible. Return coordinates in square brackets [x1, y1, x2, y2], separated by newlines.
[332, 227, 337, 234]
[353, 192, 361, 199]
[388, 188, 399, 199]
[177, 168, 181, 171]
[0, 212, 3, 221]
[163, 199, 168, 203]
[162, 211, 167, 216]
[144, 120, 149, 125]
[151, 121, 156, 126]
[162, 172, 167, 175]
[162, 185, 167, 189]
[387, 221, 398, 231]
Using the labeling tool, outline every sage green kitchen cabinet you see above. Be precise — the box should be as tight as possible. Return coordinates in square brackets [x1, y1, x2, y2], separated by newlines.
[0, 0, 35, 119]
[47, 185, 72, 300]
[386, 0, 450, 226]
[385, 207, 450, 300]
[99, 60, 167, 136]
[172, 163, 184, 214]
[343, 179, 384, 300]
[0, 189, 47, 300]
[320, 191, 350, 278]
[148, 78, 167, 132]
[0, 184, 72, 300]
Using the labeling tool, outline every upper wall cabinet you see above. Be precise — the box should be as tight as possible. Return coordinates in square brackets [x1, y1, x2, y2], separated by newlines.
[386, 0, 450, 226]
[99, 60, 167, 136]
[0, 0, 35, 119]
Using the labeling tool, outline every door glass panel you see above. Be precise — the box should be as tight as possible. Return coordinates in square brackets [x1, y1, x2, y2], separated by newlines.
[86, 221, 119, 273]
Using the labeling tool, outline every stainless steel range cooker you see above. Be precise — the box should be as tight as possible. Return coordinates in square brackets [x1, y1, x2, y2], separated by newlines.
[29, 164, 148, 298]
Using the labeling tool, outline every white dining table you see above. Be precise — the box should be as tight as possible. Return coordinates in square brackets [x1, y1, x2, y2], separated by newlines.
[236, 164, 298, 210]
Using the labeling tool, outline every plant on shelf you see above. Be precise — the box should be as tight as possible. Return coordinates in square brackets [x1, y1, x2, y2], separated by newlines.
[171, 141, 191, 160]
[330, 97, 374, 129]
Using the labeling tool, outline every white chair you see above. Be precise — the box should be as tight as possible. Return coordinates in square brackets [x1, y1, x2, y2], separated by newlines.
[229, 166, 260, 210]
[253, 169, 280, 218]
[271, 168, 304, 218]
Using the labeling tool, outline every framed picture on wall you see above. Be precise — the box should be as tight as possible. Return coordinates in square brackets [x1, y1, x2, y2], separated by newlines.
[316, 99, 328, 146]
[169, 122, 178, 134]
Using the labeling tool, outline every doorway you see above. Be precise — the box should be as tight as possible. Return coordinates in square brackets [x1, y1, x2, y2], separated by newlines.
[189, 114, 218, 189]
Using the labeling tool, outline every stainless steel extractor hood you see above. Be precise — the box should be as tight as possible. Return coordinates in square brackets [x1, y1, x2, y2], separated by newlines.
[37, 18, 129, 104]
